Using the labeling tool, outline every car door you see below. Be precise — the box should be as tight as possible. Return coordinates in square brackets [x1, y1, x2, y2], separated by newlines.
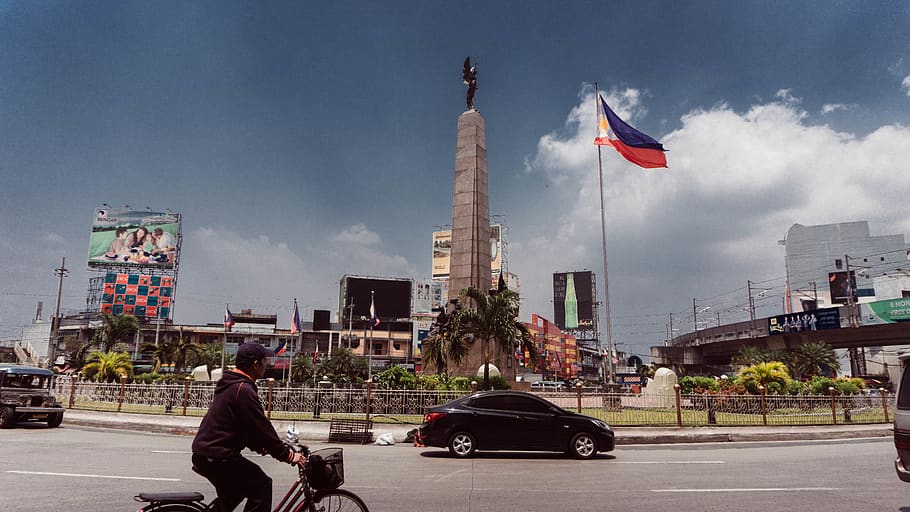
[466, 395, 514, 449]
[501, 394, 564, 451]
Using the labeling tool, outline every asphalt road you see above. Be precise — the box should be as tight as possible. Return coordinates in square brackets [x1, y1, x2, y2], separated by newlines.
[1, 423, 907, 512]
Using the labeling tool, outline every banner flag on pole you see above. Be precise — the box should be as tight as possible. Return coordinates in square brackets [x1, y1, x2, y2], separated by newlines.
[274, 339, 287, 356]
[224, 304, 235, 331]
[290, 299, 301, 335]
[594, 94, 668, 169]
[370, 294, 380, 327]
[312, 342, 319, 364]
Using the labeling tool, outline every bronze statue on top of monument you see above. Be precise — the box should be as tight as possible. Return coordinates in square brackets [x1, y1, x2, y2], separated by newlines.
[462, 56, 477, 110]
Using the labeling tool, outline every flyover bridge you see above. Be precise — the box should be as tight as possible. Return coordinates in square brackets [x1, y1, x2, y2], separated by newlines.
[652, 307, 910, 372]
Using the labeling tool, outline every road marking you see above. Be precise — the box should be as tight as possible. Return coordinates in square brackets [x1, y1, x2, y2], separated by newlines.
[6, 470, 180, 482]
[616, 461, 725, 464]
[652, 487, 841, 492]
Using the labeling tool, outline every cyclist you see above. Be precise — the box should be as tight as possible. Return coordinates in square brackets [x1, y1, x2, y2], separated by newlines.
[191, 342, 306, 512]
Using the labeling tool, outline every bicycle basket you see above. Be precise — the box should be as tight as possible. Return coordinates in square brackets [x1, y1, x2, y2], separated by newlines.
[306, 448, 344, 491]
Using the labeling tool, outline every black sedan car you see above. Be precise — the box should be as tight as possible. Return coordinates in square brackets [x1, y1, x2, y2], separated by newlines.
[418, 390, 614, 459]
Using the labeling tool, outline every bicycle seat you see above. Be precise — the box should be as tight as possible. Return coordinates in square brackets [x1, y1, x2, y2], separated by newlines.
[135, 491, 205, 503]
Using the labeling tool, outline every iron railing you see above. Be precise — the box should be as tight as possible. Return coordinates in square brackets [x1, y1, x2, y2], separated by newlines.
[52, 377, 894, 427]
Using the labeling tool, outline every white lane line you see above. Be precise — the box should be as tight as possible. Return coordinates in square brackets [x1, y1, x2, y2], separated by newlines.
[151, 450, 192, 454]
[652, 487, 840, 492]
[6, 470, 180, 482]
[616, 461, 725, 464]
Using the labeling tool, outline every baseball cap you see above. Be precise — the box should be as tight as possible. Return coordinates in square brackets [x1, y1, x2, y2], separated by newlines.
[236, 342, 275, 363]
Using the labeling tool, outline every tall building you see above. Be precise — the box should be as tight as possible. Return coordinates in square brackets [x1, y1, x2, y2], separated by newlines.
[782, 221, 910, 312]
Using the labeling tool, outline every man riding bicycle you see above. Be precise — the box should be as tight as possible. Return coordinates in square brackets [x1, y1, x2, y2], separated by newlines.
[192, 342, 305, 512]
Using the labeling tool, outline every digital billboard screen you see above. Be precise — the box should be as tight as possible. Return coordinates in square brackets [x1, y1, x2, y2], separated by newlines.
[342, 276, 413, 321]
[87, 208, 181, 270]
[100, 272, 173, 319]
[553, 271, 595, 331]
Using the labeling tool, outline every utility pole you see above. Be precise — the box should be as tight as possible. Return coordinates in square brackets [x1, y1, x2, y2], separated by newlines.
[48, 257, 68, 367]
[748, 280, 756, 338]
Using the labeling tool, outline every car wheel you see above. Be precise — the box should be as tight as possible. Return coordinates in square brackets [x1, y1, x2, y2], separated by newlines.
[0, 406, 16, 429]
[47, 412, 63, 428]
[448, 432, 476, 458]
[569, 432, 597, 459]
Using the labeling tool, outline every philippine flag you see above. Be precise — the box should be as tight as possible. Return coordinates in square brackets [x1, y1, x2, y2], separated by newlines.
[224, 305, 235, 331]
[274, 339, 287, 356]
[290, 301, 301, 335]
[370, 295, 380, 327]
[594, 94, 668, 169]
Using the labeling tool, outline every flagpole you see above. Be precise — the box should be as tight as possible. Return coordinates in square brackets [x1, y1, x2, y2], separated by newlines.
[221, 302, 229, 373]
[594, 82, 616, 385]
[368, 290, 374, 382]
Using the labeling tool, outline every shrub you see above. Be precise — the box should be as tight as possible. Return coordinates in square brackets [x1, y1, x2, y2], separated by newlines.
[679, 376, 719, 394]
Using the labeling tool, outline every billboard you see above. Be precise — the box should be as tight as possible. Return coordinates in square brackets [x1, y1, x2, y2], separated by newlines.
[341, 276, 413, 322]
[553, 271, 595, 331]
[87, 208, 181, 269]
[100, 272, 173, 319]
[431, 224, 503, 279]
[861, 298, 910, 325]
[768, 307, 840, 334]
[828, 271, 857, 305]
[432, 231, 451, 279]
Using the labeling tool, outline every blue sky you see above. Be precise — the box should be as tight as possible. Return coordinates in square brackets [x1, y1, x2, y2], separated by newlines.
[3, 1, 910, 360]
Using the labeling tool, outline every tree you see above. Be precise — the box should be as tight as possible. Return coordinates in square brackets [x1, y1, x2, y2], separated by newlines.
[168, 334, 200, 373]
[452, 287, 537, 390]
[193, 342, 229, 374]
[141, 339, 175, 372]
[421, 328, 470, 376]
[82, 351, 133, 382]
[319, 347, 368, 384]
[290, 353, 316, 384]
[790, 341, 839, 380]
[93, 313, 139, 353]
[737, 361, 793, 394]
[732, 346, 767, 368]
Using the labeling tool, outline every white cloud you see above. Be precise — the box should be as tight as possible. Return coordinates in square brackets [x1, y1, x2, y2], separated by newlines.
[821, 103, 853, 114]
[517, 89, 910, 355]
[332, 224, 382, 246]
[903, 75, 910, 97]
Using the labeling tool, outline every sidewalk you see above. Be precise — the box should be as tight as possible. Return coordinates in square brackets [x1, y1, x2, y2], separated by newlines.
[61, 409, 893, 445]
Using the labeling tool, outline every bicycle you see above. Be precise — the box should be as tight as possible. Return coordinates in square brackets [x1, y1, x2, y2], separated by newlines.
[134, 430, 369, 512]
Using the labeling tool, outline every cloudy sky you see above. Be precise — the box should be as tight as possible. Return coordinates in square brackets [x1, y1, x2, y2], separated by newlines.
[3, 1, 910, 360]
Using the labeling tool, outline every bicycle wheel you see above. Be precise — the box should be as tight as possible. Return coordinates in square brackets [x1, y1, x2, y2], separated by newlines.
[299, 489, 369, 512]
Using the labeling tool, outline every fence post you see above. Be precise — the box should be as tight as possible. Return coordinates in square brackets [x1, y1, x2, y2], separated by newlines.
[759, 386, 767, 426]
[881, 388, 890, 423]
[674, 384, 682, 427]
[266, 378, 275, 419]
[182, 376, 191, 416]
[69, 378, 76, 409]
[706, 393, 716, 425]
[117, 375, 126, 412]
[576, 381, 583, 413]
[829, 387, 837, 425]
[365, 379, 372, 422]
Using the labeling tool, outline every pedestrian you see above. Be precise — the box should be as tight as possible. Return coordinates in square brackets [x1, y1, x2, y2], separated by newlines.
[191, 342, 305, 512]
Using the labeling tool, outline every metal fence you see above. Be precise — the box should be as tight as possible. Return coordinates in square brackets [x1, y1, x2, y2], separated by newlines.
[53, 377, 894, 427]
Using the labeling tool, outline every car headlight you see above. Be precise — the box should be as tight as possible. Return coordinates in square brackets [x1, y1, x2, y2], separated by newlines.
[592, 420, 610, 431]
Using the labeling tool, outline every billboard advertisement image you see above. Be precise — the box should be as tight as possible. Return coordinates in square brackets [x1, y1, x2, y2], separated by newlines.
[100, 272, 173, 319]
[432, 225, 503, 280]
[87, 208, 181, 269]
[552, 271, 595, 331]
[768, 307, 840, 334]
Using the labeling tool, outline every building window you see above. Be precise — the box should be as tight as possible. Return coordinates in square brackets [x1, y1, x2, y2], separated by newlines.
[835, 259, 843, 269]
[393, 343, 401, 351]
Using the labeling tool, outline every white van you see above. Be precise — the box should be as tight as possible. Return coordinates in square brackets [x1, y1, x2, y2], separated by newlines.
[894, 350, 910, 482]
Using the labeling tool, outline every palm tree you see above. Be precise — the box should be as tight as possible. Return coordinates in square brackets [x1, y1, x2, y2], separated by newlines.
[141, 339, 175, 372]
[319, 347, 368, 384]
[83, 351, 134, 382]
[732, 346, 766, 368]
[421, 328, 470, 376]
[453, 287, 537, 390]
[790, 341, 839, 380]
[291, 353, 316, 383]
[93, 313, 139, 353]
[738, 361, 792, 394]
[193, 342, 229, 374]
[169, 335, 200, 373]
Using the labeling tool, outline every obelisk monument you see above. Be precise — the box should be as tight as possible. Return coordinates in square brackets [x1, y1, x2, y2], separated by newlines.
[449, 57, 492, 377]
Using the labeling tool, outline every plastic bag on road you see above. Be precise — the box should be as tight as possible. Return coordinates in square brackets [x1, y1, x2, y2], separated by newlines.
[374, 433, 395, 445]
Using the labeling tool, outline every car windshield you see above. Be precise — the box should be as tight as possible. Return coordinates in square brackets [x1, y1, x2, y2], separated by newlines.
[2, 373, 49, 389]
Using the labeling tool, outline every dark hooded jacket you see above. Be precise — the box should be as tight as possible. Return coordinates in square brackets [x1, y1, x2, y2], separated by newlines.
[192, 369, 291, 462]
